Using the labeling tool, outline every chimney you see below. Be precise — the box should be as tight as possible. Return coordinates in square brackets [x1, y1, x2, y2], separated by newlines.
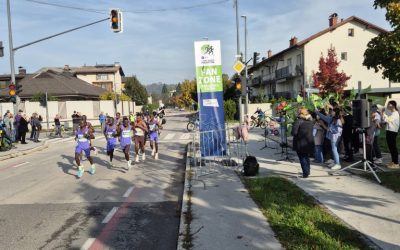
[289, 37, 298, 47]
[267, 50, 272, 58]
[329, 13, 338, 27]
[18, 66, 26, 75]
[63, 64, 70, 71]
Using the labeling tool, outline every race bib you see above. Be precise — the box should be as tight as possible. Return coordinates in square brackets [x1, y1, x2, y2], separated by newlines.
[149, 124, 157, 131]
[107, 132, 114, 138]
[122, 130, 131, 138]
[78, 134, 88, 142]
[135, 128, 144, 136]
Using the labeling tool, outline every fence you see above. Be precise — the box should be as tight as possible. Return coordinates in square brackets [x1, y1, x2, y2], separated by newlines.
[188, 124, 248, 180]
[0, 100, 143, 128]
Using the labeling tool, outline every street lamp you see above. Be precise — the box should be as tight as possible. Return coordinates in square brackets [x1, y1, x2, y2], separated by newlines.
[241, 15, 249, 116]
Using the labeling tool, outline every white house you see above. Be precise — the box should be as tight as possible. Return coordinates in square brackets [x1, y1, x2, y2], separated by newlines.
[249, 14, 390, 100]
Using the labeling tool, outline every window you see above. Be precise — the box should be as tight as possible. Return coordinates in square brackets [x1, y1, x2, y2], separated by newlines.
[348, 28, 354, 37]
[296, 54, 302, 66]
[341, 52, 348, 61]
[96, 74, 108, 80]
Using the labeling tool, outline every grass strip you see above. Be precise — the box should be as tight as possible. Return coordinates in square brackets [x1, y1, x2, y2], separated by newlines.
[244, 176, 373, 250]
[361, 171, 400, 193]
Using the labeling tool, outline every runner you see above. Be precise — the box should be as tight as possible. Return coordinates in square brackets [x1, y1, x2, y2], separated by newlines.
[75, 120, 95, 178]
[133, 113, 149, 162]
[104, 117, 117, 167]
[81, 115, 98, 155]
[117, 117, 134, 169]
[148, 113, 161, 159]
[115, 112, 122, 126]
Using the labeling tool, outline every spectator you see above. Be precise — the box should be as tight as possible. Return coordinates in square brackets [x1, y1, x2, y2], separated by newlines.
[382, 100, 400, 169]
[292, 108, 314, 178]
[342, 107, 354, 162]
[54, 114, 62, 137]
[366, 114, 377, 165]
[99, 112, 106, 133]
[31, 113, 41, 143]
[3, 111, 12, 139]
[372, 105, 383, 164]
[19, 113, 29, 144]
[14, 109, 23, 142]
[316, 107, 343, 170]
[313, 114, 325, 163]
[9, 113, 15, 142]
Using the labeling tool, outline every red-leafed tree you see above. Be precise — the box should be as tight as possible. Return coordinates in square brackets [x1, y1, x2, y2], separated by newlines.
[312, 47, 351, 97]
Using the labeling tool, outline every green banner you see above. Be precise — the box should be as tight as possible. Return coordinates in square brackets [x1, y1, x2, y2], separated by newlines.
[196, 65, 223, 93]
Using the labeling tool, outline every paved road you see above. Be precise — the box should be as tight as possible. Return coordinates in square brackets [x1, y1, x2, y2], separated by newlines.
[0, 112, 191, 250]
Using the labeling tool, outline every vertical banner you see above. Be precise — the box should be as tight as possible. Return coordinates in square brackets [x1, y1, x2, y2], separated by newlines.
[194, 40, 226, 156]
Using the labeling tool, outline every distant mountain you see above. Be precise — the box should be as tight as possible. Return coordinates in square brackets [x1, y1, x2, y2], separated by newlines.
[145, 82, 177, 94]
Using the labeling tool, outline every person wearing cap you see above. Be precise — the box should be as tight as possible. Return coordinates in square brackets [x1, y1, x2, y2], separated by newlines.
[292, 108, 314, 178]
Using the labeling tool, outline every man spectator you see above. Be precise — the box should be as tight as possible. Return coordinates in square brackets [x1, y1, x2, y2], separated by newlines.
[31, 113, 41, 143]
[54, 114, 62, 137]
[14, 109, 23, 142]
[99, 112, 106, 133]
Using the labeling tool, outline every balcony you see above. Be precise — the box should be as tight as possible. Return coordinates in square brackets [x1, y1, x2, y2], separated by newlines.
[275, 66, 293, 80]
[251, 76, 261, 86]
[262, 74, 275, 84]
[274, 91, 295, 99]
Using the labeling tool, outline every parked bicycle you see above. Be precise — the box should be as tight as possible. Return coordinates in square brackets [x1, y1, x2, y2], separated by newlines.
[49, 124, 65, 138]
[187, 118, 199, 132]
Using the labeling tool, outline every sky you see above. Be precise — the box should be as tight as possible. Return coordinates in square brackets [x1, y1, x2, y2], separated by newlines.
[0, 0, 391, 85]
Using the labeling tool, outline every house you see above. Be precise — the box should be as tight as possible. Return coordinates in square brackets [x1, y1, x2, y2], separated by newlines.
[0, 67, 27, 92]
[0, 70, 106, 101]
[249, 14, 390, 100]
[74, 63, 125, 94]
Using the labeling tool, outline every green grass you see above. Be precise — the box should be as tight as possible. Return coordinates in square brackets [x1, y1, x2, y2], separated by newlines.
[362, 171, 400, 193]
[244, 177, 373, 250]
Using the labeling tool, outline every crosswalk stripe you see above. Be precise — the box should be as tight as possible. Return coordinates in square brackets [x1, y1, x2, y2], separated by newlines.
[164, 133, 176, 140]
[179, 133, 191, 140]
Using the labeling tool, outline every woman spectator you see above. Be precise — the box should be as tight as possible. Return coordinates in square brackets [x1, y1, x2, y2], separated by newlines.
[371, 105, 383, 164]
[292, 108, 314, 178]
[316, 107, 343, 170]
[382, 100, 400, 169]
[313, 115, 325, 163]
[18, 113, 29, 144]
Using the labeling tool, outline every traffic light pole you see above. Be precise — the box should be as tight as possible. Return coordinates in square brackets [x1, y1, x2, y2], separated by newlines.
[234, 0, 243, 124]
[242, 15, 249, 117]
[6, 0, 18, 115]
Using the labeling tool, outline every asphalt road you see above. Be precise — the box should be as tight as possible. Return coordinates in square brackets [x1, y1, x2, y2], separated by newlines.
[0, 111, 191, 250]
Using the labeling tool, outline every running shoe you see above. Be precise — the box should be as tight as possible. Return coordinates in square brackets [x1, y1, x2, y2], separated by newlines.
[127, 160, 132, 170]
[374, 158, 383, 164]
[155, 153, 159, 160]
[90, 165, 96, 175]
[77, 166, 84, 178]
[151, 149, 155, 156]
[135, 155, 139, 163]
[142, 152, 146, 161]
[331, 164, 342, 170]
[93, 147, 98, 155]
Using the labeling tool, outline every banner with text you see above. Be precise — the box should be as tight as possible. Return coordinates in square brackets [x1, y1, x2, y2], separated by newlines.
[194, 40, 226, 156]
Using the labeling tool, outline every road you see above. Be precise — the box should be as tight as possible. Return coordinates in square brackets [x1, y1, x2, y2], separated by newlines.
[0, 112, 191, 250]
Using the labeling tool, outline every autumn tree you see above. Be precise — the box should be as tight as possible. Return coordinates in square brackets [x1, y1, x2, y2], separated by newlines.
[312, 47, 351, 97]
[363, 1, 400, 81]
[124, 75, 148, 105]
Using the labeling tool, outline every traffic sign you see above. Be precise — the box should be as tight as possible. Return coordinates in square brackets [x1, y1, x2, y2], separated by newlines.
[233, 60, 245, 74]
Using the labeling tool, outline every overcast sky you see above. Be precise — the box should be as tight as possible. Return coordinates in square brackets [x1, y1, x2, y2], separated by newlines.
[0, 0, 390, 85]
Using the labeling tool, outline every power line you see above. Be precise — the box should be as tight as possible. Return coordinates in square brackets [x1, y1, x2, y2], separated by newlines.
[24, 0, 230, 14]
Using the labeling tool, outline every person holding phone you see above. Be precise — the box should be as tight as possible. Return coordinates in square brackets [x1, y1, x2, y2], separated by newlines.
[382, 100, 400, 169]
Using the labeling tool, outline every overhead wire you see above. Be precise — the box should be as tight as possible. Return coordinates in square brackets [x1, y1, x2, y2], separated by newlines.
[24, 0, 230, 14]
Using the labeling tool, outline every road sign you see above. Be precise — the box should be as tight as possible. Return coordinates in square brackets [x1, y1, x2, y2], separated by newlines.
[233, 60, 245, 74]
[305, 88, 319, 93]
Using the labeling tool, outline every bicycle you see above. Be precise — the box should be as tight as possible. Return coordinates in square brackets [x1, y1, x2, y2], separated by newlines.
[187, 118, 199, 132]
[49, 124, 65, 138]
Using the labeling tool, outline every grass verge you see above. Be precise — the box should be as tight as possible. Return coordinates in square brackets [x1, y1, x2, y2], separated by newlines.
[244, 176, 373, 250]
[361, 171, 400, 193]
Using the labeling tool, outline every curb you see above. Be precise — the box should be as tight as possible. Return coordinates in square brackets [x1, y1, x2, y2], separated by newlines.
[0, 140, 49, 161]
[177, 143, 191, 250]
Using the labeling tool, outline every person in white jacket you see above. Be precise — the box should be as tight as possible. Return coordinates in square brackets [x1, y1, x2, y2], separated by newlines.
[382, 100, 400, 169]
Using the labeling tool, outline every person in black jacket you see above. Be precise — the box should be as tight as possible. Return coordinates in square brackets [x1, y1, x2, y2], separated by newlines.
[18, 114, 29, 144]
[292, 108, 315, 178]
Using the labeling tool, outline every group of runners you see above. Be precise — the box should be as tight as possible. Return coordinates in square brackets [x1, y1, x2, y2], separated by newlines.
[74, 111, 163, 178]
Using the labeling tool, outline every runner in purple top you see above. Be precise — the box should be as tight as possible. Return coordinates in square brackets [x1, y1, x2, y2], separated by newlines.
[104, 117, 117, 168]
[148, 113, 161, 160]
[75, 120, 95, 178]
[117, 117, 134, 170]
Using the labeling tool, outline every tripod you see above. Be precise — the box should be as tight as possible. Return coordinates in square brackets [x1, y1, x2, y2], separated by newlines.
[330, 131, 383, 183]
[276, 117, 294, 162]
[260, 126, 276, 150]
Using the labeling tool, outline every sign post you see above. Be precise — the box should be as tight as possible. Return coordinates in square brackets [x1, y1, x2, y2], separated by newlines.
[194, 40, 226, 156]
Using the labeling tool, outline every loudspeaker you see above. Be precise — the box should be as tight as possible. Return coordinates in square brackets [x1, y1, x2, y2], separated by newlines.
[243, 156, 259, 176]
[352, 99, 371, 128]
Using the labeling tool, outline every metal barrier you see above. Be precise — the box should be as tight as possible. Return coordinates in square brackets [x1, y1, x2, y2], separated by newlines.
[188, 124, 249, 180]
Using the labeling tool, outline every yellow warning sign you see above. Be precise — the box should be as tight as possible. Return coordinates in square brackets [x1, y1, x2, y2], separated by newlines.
[232, 60, 245, 74]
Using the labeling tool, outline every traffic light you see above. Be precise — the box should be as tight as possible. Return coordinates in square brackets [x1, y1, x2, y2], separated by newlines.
[8, 84, 16, 104]
[110, 9, 123, 33]
[39, 95, 47, 107]
[253, 52, 260, 66]
[234, 77, 242, 97]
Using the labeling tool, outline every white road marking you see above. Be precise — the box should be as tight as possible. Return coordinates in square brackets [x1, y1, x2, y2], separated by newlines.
[164, 133, 176, 140]
[102, 207, 119, 224]
[123, 186, 135, 198]
[12, 162, 30, 168]
[80, 238, 95, 250]
[179, 133, 191, 140]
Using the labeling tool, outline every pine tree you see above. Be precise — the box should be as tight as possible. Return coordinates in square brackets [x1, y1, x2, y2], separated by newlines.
[312, 47, 351, 97]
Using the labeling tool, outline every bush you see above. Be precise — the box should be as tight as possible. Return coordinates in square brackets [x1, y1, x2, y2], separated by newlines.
[142, 103, 159, 113]
[224, 99, 237, 121]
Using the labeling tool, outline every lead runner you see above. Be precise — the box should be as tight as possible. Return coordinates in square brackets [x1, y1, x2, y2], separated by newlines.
[75, 120, 95, 178]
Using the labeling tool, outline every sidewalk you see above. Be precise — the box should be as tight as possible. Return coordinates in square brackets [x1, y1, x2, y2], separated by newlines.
[178, 146, 283, 249]
[246, 130, 400, 250]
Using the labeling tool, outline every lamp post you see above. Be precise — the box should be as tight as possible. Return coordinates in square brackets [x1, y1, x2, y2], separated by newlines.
[234, 0, 243, 123]
[241, 15, 249, 117]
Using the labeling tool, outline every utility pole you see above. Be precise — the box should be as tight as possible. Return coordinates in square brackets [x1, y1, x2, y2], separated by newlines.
[234, 0, 243, 124]
[241, 15, 249, 117]
[7, 0, 18, 115]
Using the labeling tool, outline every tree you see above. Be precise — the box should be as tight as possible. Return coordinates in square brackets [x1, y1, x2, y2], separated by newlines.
[223, 74, 236, 100]
[99, 92, 131, 103]
[161, 84, 170, 105]
[363, 1, 400, 81]
[123, 75, 148, 105]
[161, 84, 168, 94]
[176, 83, 182, 94]
[312, 47, 351, 97]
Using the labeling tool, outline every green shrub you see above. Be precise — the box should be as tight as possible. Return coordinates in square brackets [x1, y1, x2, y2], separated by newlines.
[224, 99, 237, 121]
